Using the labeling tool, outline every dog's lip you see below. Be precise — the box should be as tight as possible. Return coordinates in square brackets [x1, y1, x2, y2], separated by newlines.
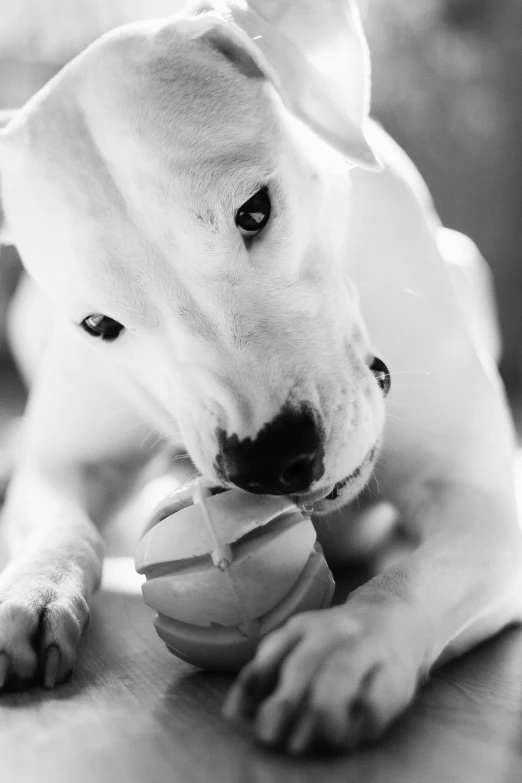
[291, 445, 378, 509]
[289, 485, 335, 506]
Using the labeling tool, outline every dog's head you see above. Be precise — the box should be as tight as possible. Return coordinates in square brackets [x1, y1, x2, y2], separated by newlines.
[0, 0, 390, 515]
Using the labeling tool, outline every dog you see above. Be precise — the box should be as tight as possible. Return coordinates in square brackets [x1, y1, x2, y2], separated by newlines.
[0, 0, 521, 755]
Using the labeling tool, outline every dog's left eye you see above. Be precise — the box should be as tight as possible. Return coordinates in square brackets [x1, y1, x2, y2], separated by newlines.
[81, 314, 124, 341]
[370, 356, 391, 397]
[235, 187, 271, 238]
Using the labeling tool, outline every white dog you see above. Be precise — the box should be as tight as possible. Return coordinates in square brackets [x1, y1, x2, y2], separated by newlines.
[0, 0, 521, 755]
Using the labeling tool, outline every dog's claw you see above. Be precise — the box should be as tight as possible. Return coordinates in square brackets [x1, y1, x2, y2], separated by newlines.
[0, 653, 9, 689]
[43, 644, 61, 689]
[224, 667, 267, 721]
[0, 570, 89, 691]
[287, 713, 316, 755]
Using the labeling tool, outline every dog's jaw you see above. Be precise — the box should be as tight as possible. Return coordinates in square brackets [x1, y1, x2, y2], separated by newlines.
[291, 442, 380, 517]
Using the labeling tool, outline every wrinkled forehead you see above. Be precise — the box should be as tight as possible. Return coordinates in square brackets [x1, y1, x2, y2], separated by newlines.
[2, 18, 282, 314]
[80, 20, 280, 195]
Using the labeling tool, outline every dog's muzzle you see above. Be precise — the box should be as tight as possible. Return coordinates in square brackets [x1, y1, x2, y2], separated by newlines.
[214, 405, 325, 496]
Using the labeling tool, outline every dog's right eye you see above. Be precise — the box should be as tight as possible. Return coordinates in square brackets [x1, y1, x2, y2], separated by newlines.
[80, 314, 124, 342]
[235, 187, 271, 238]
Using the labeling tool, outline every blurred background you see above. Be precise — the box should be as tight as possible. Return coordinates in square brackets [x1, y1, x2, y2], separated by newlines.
[0, 0, 521, 434]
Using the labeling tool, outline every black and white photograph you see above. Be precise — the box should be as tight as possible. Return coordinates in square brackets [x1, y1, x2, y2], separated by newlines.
[0, 1, 521, 780]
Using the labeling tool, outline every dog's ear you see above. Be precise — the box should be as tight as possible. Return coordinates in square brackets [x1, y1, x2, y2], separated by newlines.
[179, 0, 380, 169]
[0, 110, 15, 246]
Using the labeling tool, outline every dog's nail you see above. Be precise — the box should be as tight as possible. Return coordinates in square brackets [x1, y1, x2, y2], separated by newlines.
[223, 668, 265, 720]
[224, 685, 256, 720]
[345, 708, 369, 750]
[222, 685, 243, 720]
[239, 669, 263, 700]
[287, 714, 315, 755]
[0, 653, 9, 689]
[255, 702, 292, 745]
[43, 644, 61, 689]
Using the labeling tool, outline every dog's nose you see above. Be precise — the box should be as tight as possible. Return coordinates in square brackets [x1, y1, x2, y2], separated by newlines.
[215, 407, 325, 495]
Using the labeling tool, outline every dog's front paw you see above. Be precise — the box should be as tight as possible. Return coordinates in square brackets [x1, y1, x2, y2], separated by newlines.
[0, 563, 90, 691]
[223, 600, 422, 754]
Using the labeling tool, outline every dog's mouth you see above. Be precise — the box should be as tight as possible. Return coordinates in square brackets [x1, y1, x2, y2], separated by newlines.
[325, 472, 357, 500]
[289, 474, 353, 510]
[290, 445, 378, 511]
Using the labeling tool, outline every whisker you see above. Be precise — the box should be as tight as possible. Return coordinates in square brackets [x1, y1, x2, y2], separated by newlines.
[375, 450, 391, 468]
[139, 428, 165, 451]
[385, 412, 431, 432]
[385, 401, 409, 410]
[371, 469, 381, 495]
[385, 412, 414, 424]
[171, 452, 191, 463]
[387, 370, 432, 377]
[357, 281, 425, 300]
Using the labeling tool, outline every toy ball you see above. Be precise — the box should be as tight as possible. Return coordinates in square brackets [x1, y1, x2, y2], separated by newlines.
[134, 478, 335, 672]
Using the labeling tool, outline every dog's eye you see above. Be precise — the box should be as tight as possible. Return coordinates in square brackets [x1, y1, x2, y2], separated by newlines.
[235, 187, 271, 237]
[81, 314, 124, 342]
[370, 357, 391, 397]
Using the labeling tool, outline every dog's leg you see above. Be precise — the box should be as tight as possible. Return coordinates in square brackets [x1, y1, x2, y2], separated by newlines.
[224, 312, 522, 752]
[224, 478, 522, 753]
[0, 323, 160, 689]
[0, 466, 104, 688]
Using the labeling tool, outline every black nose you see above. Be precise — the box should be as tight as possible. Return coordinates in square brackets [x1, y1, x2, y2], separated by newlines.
[215, 406, 325, 495]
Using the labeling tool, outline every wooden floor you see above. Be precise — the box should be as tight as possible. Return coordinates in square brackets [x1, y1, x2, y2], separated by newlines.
[1, 361, 522, 782]
[0, 510, 521, 782]
[0, 553, 521, 783]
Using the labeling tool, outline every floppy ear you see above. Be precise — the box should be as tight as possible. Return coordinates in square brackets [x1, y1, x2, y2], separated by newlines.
[0, 110, 15, 246]
[181, 0, 380, 169]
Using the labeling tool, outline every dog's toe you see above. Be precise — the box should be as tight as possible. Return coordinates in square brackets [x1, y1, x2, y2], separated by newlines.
[0, 573, 89, 691]
[225, 601, 423, 755]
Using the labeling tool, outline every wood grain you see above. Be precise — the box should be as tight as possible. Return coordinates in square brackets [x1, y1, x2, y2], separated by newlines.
[0, 547, 520, 783]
